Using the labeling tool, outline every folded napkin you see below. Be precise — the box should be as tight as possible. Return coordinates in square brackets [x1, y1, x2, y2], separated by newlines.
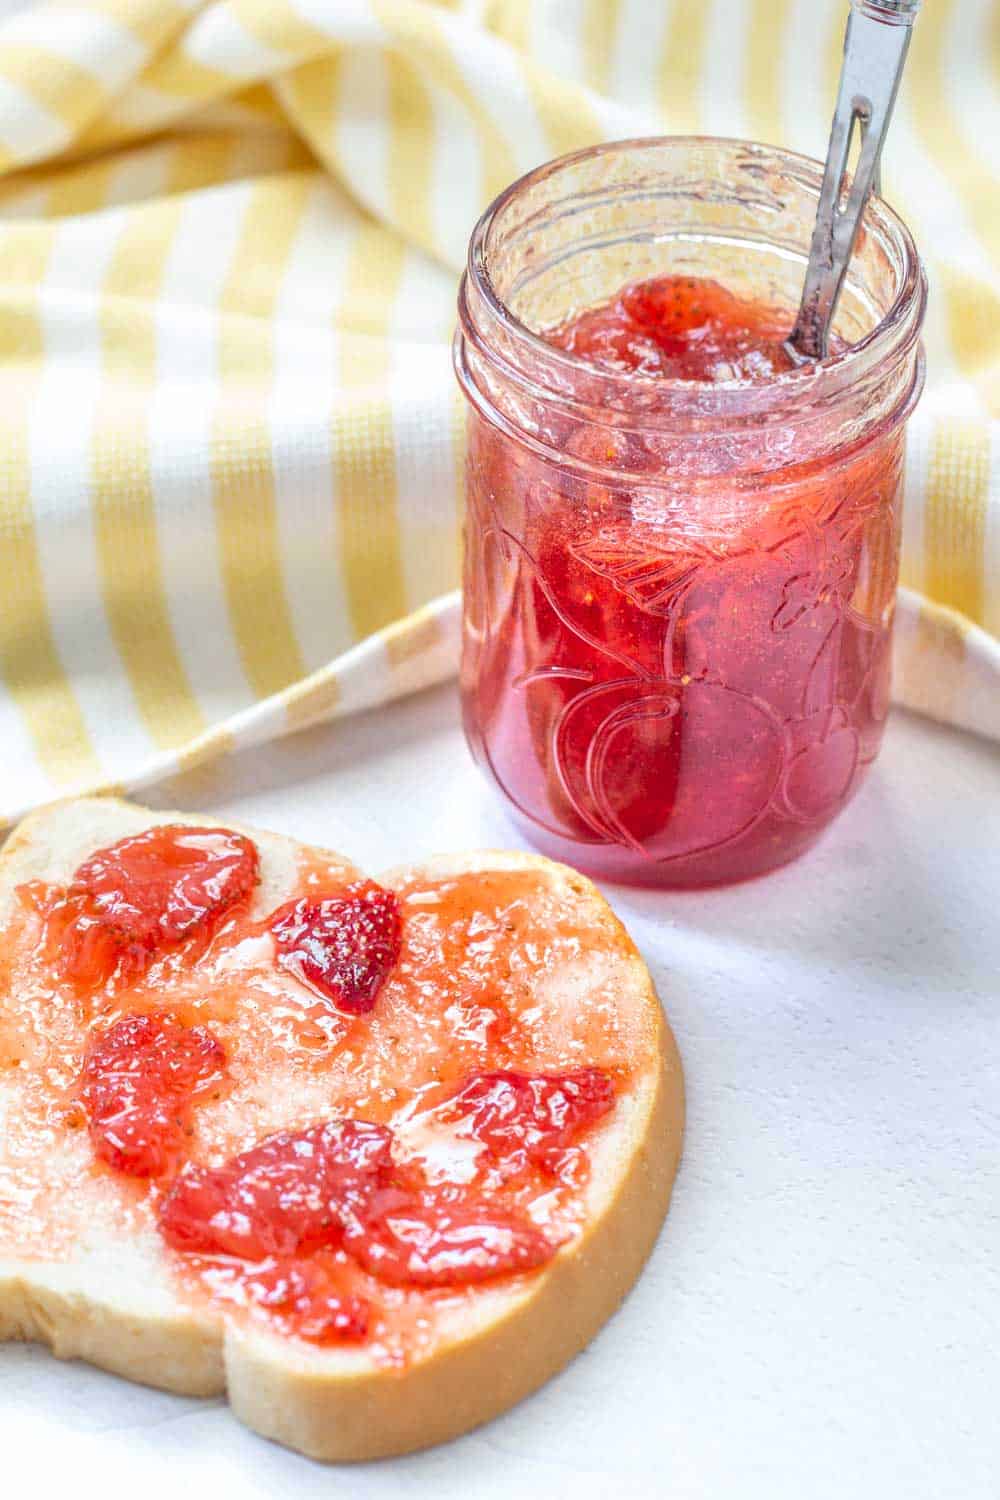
[0, 0, 996, 827]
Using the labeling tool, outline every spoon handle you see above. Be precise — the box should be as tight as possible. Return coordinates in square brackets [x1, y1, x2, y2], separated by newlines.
[788, 0, 921, 362]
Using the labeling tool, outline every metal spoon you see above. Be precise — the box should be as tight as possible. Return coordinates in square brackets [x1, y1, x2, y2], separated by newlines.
[787, 0, 922, 363]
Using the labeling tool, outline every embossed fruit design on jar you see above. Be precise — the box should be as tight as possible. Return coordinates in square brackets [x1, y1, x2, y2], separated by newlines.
[455, 139, 925, 886]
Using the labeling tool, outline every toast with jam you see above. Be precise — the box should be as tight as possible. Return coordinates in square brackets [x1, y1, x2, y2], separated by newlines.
[0, 797, 683, 1460]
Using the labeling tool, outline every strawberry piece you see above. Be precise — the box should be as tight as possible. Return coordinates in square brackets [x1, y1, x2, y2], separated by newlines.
[270, 883, 401, 1015]
[444, 1069, 615, 1172]
[80, 1013, 226, 1178]
[342, 1186, 556, 1287]
[60, 825, 260, 990]
[159, 1119, 394, 1258]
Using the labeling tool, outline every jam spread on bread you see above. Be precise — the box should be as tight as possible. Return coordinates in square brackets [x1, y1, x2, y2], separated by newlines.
[206, 1256, 371, 1344]
[160, 1114, 560, 1299]
[53, 825, 259, 991]
[7, 833, 635, 1355]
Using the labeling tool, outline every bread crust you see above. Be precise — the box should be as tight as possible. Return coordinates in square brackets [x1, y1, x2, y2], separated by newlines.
[0, 797, 684, 1460]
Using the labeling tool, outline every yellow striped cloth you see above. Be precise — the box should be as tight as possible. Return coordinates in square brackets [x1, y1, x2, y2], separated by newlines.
[0, 0, 996, 828]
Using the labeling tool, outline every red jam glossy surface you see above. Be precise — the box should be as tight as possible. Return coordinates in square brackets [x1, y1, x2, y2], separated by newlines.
[2, 840, 648, 1359]
[55, 825, 259, 991]
[81, 1013, 226, 1178]
[344, 1186, 555, 1287]
[444, 1069, 615, 1176]
[462, 274, 903, 886]
[270, 883, 401, 1015]
[161, 1109, 564, 1296]
[548, 275, 798, 381]
[159, 1119, 396, 1259]
[223, 1256, 370, 1344]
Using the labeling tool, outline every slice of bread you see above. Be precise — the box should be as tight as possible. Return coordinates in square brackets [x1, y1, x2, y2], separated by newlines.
[0, 797, 683, 1461]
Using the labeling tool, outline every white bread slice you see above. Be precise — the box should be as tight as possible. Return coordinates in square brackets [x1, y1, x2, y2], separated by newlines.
[0, 797, 684, 1461]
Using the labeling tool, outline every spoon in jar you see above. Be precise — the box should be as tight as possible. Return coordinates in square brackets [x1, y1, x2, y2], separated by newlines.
[786, 0, 922, 363]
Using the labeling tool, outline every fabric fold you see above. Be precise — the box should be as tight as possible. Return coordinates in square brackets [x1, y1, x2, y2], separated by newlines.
[0, 0, 996, 825]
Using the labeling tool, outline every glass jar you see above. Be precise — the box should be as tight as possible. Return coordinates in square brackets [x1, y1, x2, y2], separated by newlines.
[454, 138, 926, 888]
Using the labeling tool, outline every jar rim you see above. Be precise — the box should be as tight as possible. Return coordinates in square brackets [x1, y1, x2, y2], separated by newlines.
[462, 135, 926, 418]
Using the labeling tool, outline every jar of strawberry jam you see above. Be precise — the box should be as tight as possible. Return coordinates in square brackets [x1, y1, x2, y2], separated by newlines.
[454, 138, 926, 887]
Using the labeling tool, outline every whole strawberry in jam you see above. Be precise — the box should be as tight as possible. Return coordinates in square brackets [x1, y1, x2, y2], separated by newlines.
[270, 882, 401, 1015]
[59, 825, 259, 991]
[80, 1012, 226, 1178]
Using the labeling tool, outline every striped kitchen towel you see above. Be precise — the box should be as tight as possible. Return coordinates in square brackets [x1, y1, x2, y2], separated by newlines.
[0, 0, 996, 826]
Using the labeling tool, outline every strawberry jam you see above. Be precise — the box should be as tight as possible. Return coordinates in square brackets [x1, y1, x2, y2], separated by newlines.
[444, 1069, 615, 1175]
[158, 1078, 609, 1289]
[3, 843, 652, 1357]
[548, 275, 798, 382]
[159, 1120, 395, 1258]
[343, 1186, 555, 1286]
[270, 882, 401, 1015]
[80, 1013, 226, 1177]
[457, 139, 926, 887]
[55, 825, 259, 991]
[460, 271, 912, 886]
[209, 1256, 371, 1344]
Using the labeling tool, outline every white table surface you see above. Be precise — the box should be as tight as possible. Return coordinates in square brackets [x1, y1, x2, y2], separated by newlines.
[2, 685, 998, 1500]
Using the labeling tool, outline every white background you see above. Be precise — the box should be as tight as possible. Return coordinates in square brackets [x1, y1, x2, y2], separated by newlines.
[2, 685, 998, 1499]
